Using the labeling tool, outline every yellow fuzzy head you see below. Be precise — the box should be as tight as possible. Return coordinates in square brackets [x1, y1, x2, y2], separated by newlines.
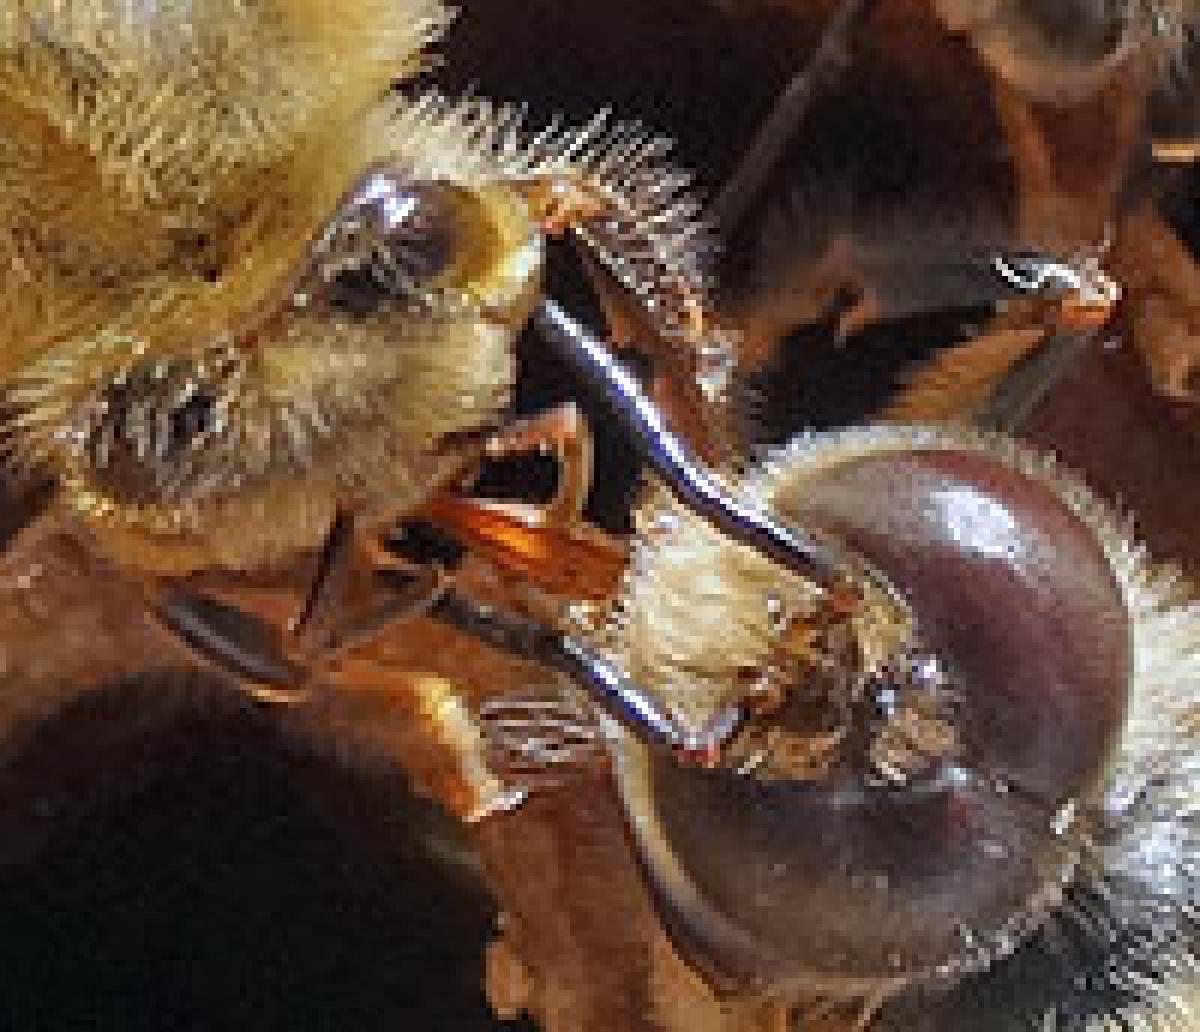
[0, 0, 451, 216]
[0, 3, 714, 574]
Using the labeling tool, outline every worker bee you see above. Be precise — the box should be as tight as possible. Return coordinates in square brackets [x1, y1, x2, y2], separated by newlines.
[0, 0, 845, 878]
[677, 0, 1200, 556]
[0, 0, 795, 705]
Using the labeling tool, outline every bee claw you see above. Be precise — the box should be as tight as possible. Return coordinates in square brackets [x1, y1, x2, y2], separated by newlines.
[464, 785, 531, 824]
[482, 402, 594, 529]
[834, 292, 885, 344]
[147, 580, 311, 699]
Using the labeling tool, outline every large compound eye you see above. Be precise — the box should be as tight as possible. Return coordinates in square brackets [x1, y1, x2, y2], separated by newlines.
[609, 427, 1134, 1002]
[933, 0, 1146, 101]
[301, 165, 542, 322]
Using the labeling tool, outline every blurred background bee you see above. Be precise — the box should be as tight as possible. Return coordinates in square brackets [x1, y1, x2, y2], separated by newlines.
[0, 3, 1197, 1032]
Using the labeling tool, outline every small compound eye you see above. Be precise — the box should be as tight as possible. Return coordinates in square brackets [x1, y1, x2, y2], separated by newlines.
[69, 351, 239, 509]
[303, 166, 539, 320]
[610, 427, 1133, 1002]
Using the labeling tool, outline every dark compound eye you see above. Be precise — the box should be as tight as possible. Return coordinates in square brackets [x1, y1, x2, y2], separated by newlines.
[304, 168, 496, 318]
[610, 431, 1137, 1005]
[74, 353, 235, 507]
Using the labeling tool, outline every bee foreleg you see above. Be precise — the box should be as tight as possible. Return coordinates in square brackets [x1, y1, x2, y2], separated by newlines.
[147, 581, 311, 703]
[309, 564, 448, 662]
[416, 493, 627, 601]
[289, 510, 356, 639]
[484, 402, 594, 528]
[288, 516, 447, 662]
[303, 658, 521, 824]
[428, 591, 746, 764]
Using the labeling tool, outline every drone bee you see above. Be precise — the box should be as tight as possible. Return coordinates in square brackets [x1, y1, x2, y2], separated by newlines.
[586, 422, 1199, 1032]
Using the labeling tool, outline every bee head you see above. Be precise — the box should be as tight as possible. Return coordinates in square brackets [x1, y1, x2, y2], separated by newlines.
[603, 424, 1196, 1020]
[0, 1, 712, 575]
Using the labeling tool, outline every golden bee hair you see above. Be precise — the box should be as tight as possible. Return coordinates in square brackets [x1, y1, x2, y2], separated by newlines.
[0, 1, 715, 574]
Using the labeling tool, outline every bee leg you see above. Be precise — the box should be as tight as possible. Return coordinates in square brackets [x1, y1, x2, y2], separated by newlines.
[710, 0, 880, 234]
[882, 325, 1051, 423]
[1109, 208, 1200, 403]
[971, 327, 1100, 434]
[532, 298, 854, 589]
[147, 580, 312, 703]
[409, 404, 629, 600]
[144, 517, 445, 702]
[285, 515, 447, 661]
[426, 590, 746, 765]
[289, 509, 356, 639]
[306, 563, 448, 662]
[305, 657, 525, 824]
[484, 402, 593, 529]
[417, 493, 627, 601]
[833, 289, 886, 344]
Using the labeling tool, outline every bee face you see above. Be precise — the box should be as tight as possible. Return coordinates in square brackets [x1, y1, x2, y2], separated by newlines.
[0, 1, 712, 575]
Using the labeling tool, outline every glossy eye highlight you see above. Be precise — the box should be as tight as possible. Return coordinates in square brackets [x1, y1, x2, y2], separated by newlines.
[303, 165, 540, 322]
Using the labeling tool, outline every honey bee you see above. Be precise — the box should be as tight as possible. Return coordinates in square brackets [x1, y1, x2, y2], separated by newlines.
[0, 4, 1196, 1032]
[0, 0, 837, 890]
[0, 0, 811, 707]
[699, 0, 1199, 433]
[596, 423, 1200, 1032]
